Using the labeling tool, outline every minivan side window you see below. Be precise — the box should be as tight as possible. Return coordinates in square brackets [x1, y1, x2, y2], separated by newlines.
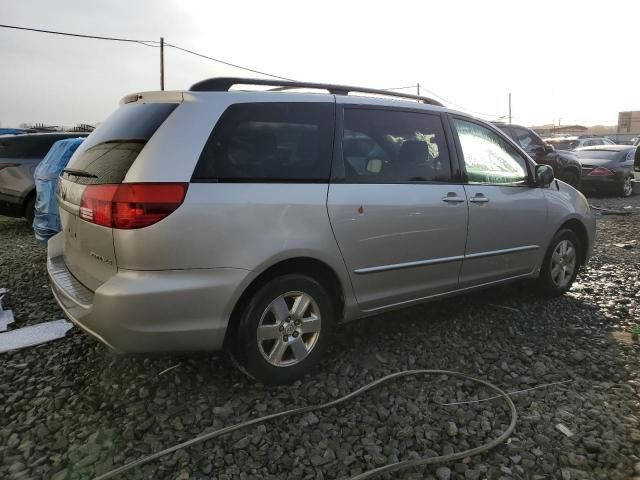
[193, 102, 334, 182]
[453, 119, 528, 185]
[341, 108, 452, 183]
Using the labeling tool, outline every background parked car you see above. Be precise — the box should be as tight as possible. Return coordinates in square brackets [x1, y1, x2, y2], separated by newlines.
[33, 138, 85, 242]
[546, 136, 616, 151]
[574, 145, 638, 197]
[493, 122, 582, 188]
[0, 132, 88, 223]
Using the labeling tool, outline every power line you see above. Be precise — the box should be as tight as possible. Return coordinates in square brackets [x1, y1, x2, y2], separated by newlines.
[164, 42, 295, 81]
[0, 23, 159, 47]
[0, 23, 295, 81]
[382, 85, 416, 91]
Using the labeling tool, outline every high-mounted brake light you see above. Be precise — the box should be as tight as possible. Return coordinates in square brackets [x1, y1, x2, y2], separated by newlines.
[587, 167, 615, 177]
[80, 183, 188, 229]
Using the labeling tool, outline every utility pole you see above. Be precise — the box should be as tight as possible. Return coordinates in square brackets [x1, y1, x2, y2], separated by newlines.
[160, 37, 165, 91]
[508, 92, 512, 124]
[417, 82, 420, 96]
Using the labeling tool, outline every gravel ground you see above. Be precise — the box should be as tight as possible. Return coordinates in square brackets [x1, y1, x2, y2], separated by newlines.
[1, 195, 640, 480]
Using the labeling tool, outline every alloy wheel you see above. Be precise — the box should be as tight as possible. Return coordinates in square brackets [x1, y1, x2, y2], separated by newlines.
[623, 176, 633, 197]
[256, 291, 322, 367]
[550, 239, 577, 288]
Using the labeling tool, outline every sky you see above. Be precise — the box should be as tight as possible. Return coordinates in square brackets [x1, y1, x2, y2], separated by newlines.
[1, 0, 639, 128]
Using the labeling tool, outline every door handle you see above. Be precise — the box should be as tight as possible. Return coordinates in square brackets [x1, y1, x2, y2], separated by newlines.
[469, 194, 489, 204]
[442, 193, 466, 204]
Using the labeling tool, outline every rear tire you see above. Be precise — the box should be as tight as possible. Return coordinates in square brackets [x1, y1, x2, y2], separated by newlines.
[236, 274, 335, 384]
[563, 170, 581, 189]
[537, 229, 581, 296]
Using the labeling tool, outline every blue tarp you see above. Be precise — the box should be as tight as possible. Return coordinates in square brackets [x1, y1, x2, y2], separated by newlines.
[0, 128, 31, 136]
[33, 138, 84, 242]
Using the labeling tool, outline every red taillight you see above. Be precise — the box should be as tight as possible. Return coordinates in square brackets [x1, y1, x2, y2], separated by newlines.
[80, 183, 188, 229]
[588, 167, 615, 177]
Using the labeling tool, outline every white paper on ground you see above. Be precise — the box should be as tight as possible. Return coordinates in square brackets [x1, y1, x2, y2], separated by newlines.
[0, 288, 14, 332]
[0, 309, 15, 332]
[0, 320, 73, 353]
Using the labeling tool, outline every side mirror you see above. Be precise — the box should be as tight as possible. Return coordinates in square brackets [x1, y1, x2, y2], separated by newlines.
[535, 164, 555, 187]
[544, 143, 555, 153]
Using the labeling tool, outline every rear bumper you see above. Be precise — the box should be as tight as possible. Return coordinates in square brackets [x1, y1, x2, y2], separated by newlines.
[47, 233, 254, 353]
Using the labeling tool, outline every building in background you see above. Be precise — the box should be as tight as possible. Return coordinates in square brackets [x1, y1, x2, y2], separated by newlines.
[618, 111, 640, 133]
[532, 124, 588, 137]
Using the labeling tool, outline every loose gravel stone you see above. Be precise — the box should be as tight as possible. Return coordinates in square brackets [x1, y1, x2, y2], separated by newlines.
[1, 195, 640, 480]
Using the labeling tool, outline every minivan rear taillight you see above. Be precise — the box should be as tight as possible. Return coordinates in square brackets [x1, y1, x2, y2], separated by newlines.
[80, 183, 188, 229]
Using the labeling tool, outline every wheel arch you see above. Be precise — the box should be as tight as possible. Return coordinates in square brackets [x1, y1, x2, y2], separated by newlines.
[223, 256, 346, 350]
[558, 218, 588, 266]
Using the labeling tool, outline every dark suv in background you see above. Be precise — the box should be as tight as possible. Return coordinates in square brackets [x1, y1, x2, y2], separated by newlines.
[0, 133, 88, 222]
[493, 122, 582, 188]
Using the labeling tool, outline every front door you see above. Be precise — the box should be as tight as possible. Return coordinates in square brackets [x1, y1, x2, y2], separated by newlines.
[328, 106, 468, 311]
[450, 118, 548, 287]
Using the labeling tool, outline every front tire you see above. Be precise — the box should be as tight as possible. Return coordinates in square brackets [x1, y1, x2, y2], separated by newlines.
[537, 229, 581, 296]
[563, 170, 581, 189]
[236, 274, 335, 384]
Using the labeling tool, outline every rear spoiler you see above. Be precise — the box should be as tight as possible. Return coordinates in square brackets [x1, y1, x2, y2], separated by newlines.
[120, 91, 185, 105]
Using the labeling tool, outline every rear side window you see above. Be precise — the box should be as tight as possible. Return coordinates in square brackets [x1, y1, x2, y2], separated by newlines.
[341, 108, 452, 183]
[62, 102, 177, 185]
[0, 135, 69, 159]
[192, 102, 334, 182]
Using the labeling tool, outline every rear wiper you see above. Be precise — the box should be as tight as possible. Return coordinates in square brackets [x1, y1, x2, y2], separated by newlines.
[63, 168, 98, 178]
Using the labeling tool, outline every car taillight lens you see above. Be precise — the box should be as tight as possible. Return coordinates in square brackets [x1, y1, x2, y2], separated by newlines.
[80, 183, 188, 229]
[588, 167, 615, 177]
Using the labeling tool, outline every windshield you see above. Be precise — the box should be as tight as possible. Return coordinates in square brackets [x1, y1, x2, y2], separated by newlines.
[548, 140, 578, 150]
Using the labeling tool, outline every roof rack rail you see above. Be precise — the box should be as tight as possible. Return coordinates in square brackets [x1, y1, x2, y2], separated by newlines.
[188, 77, 444, 106]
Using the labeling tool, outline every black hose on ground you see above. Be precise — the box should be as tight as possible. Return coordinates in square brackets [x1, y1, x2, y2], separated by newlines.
[93, 370, 518, 480]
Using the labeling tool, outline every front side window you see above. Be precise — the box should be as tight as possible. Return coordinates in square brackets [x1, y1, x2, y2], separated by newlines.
[193, 102, 334, 181]
[453, 119, 528, 185]
[342, 108, 451, 183]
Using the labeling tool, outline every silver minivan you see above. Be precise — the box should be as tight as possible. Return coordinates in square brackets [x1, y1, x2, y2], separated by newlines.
[48, 78, 596, 383]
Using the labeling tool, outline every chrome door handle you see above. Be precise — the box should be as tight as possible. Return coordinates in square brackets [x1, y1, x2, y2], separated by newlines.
[469, 195, 489, 204]
[442, 194, 466, 203]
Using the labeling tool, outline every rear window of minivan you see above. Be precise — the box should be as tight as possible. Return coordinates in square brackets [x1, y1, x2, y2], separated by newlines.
[192, 102, 334, 182]
[61, 102, 177, 185]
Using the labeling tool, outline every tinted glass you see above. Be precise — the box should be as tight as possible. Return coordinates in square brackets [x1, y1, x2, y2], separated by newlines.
[342, 108, 451, 183]
[549, 140, 578, 150]
[81, 103, 178, 150]
[453, 119, 528, 185]
[193, 102, 334, 181]
[62, 103, 177, 185]
[0, 135, 82, 159]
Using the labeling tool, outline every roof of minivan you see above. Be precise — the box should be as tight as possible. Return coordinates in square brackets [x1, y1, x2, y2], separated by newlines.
[188, 77, 445, 106]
